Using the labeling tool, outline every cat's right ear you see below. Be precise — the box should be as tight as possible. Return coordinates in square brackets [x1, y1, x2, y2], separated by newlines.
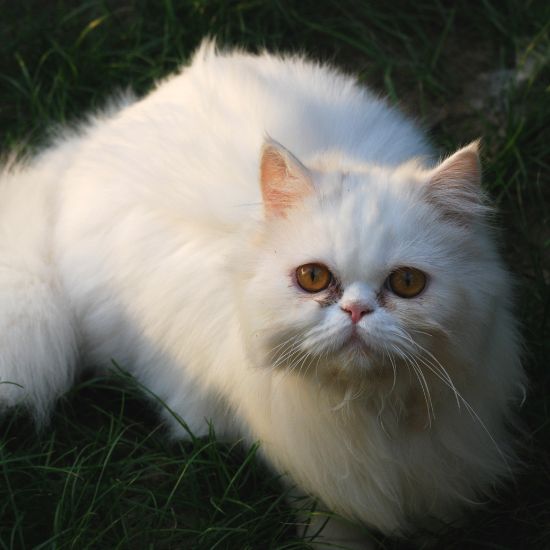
[260, 139, 314, 218]
[424, 141, 490, 223]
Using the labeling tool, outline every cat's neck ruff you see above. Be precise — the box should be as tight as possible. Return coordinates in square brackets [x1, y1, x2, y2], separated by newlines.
[227, 349, 493, 535]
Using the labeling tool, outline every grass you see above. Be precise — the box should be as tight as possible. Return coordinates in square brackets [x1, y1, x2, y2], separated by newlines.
[1, 372, 305, 549]
[0, 1, 549, 548]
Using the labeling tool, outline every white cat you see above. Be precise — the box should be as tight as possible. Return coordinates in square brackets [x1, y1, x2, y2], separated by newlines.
[0, 42, 524, 548]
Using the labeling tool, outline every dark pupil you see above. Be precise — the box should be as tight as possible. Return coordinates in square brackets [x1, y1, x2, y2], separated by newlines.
[403, 271, 412, 286]
[309, 267, 319, 282]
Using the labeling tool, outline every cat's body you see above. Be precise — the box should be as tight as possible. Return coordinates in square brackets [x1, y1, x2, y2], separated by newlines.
[0, 43, 524, 547]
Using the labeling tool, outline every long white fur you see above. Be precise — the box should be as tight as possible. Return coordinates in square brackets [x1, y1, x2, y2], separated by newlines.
[0, 42, 524, 544]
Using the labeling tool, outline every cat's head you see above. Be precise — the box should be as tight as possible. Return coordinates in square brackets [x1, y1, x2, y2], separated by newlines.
[237, 138, 510, 396]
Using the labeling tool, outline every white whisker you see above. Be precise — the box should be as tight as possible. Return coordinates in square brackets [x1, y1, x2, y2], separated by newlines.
[388, 330, 511, 472]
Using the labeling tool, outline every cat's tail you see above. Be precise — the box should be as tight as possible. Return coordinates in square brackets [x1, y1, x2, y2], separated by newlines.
[0, 162, 79, 426]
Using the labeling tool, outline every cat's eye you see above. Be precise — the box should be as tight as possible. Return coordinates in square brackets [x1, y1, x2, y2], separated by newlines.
[296, 263, 332, 293]
[387, 267, 426, 298]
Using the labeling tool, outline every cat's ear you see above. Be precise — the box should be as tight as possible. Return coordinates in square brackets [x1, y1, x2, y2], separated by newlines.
[425, 141, 489, 222]
[260, 138, 314, 218]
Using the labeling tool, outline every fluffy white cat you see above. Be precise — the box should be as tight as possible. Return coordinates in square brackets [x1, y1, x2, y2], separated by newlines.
[0, 42, 524, 548]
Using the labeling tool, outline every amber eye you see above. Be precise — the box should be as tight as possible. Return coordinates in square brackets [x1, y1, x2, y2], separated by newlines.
[387, 267, 427, 298]
[296, 263, 332, 293]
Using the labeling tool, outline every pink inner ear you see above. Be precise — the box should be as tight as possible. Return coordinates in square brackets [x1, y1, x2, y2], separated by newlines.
[260, 140, 313, 218]
[430, 144, 480, 190]
[425, 142, 487, 221]
[260, 147, 289, 186]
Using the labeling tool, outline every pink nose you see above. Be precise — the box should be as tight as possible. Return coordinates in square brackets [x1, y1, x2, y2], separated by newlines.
[340, 303, 373, 324]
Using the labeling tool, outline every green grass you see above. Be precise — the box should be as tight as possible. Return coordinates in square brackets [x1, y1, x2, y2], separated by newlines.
[1, 372, 307, 549]
[1, 1, 549, 548]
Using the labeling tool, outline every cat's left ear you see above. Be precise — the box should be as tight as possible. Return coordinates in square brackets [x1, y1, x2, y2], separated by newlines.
[425, 141, 489, 222]
[260, 138, 314, 218]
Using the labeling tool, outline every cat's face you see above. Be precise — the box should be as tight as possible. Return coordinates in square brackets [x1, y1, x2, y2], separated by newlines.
[239, 140, 502, 389]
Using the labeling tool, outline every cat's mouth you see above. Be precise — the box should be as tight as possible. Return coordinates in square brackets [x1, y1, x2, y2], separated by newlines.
[324, 330, 381, 376]
[343, 330, 372, 355]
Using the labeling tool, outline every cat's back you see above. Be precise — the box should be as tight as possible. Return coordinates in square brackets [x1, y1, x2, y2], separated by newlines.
[47, 42, 442, 274]
[58, 42, 431, 230]
[148, 42, 431, 166]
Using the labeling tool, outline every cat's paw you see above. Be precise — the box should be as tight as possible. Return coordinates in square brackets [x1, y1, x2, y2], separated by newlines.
[303, 513, 377, 550]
